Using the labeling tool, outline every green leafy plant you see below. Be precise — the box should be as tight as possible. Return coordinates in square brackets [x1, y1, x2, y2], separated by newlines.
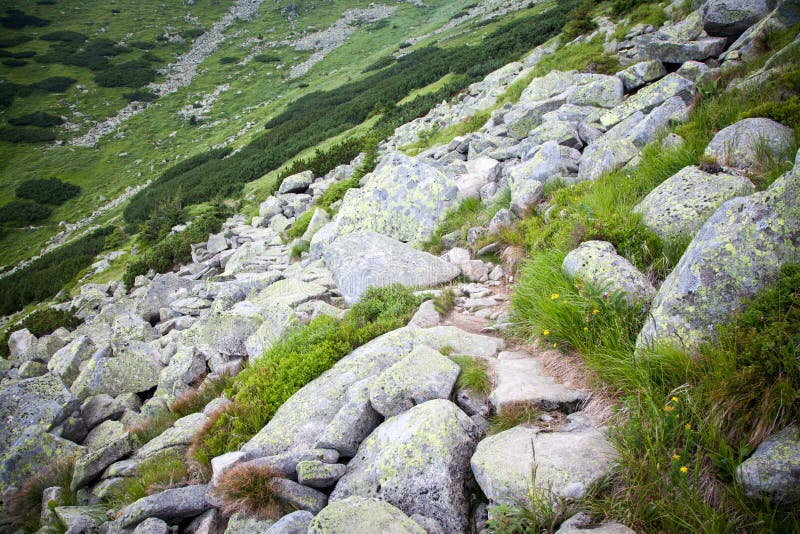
[451, 355, 491, 395]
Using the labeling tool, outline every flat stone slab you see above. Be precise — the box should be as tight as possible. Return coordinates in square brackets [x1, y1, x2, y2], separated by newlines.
[309, 497, 425, 534]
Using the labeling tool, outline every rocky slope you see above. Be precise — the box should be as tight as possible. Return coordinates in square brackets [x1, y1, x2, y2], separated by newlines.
[2, 0, 800, 532]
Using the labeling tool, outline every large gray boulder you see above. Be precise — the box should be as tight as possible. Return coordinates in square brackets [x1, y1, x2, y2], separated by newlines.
[334, 153, 458, 244]
[369, 345, 460, 417]
[267, 511, 314, 534]
[315, 377, 382, 457]
[577, 139, 639, 183]
[633, 165, 755, 239]
[598, 73, 695, 130]
[137, 274, 197, 323]
[245, 303, 300, 360]
[133, 412, 207, 461]
[156, 346, 206, 399]
[703, 118, 794, 172]
[71, 431, 135, 490]
[71, 352, 161, 401]
[330, 400, 479, 534]
[616, 60, 667, 92]
[0, 427, 84, 491]
[279, 170, 314, 194]
[248, 279, 328, 309]
[736, 425, 800, 504]
[566, 74, 624, 109]
[563, 241, 656, 306]
[323, 231, 459, 304]
[309, 497, 426, 534]
[702, 0, 775, 38]
[638, 152, 800, 353]
[508, 141, 561, 215]
[48, 335, 95, 386]
[471, 424, 617, 505]
[179, 301, 264, 359]
[119, 484, 211, 529]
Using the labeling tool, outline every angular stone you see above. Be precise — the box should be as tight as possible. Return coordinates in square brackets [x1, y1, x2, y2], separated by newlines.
[324, 231, 459, 304]
[334, 153, 458, 244]
[409, 300, 440, 328]
[120, 484, 211, 529]
[644, 36, 727, 63]
[309, 497, 425, 534]
[736, 425, 800, 504]
[626, 96, 688, 148]
[567, 75, 623, 109]
[8, 328, 36, 362]
[156, 346, 206, 399]
[267, 511, 314, 534]
[244, 303, 300, 360]
[331, 400, 479, 534]
[71, 352, 161, 401]
[471, 425, 617, 505]
[0, 427, 84, 491]
[519, 70, 577, 104]
[509, 141, 561, 215]
[72, 432, 135, 490]
[528, 120, 583, 149]
[505, 95, 568, 139]
[297, 460, 347, 489]
[259, 197, 282, 219]
[54, 506, 107, 532]
[616, 60, 666, 92]
[369, 345, 461, 417]
[180, 302, 264, 358]
[249, 279, 328, 309]
[315, 377, 382, 457]
[703, 117, 794, 172]
[633, 165, 755, 239]
[563, 241, 656, 306]
[133, 413, 208, 461]
[638, 157, 800, 353]
[489, 352, 587, 414]
[137, 274, 198, 323]
[269, 478, 328, 514]
[577, 139, 639, 183]
[170, 297, 212, 316]
[81, 394, 124, 429]
[301, 207, 331, 243]
[49, 336, 95, 386]
[598, 73, 695, 130]
[206, 233, 228, 255]
[702, 0, 773, 38]
[279, 170, 314, 194]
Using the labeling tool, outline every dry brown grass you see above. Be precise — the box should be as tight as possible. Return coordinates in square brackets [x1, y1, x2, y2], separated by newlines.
[212, 464, 286, 520]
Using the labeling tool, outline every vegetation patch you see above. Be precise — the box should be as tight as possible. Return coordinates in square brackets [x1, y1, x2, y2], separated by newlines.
[16, 178, 80, 205]
[451, 355, 491, 395]
[0, 126, 56, 144]
[0, 9, 50, 29]
[6, 458, 76, 532]
[102, 450, 190, 510]
[94, 60, 157, 88]
[0, 199, 51, 224]
[214, 464, 287, 519]
[189, 285, 424, 471]
[8, 112, 63, 128]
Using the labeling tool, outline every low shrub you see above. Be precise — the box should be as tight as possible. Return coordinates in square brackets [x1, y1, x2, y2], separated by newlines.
[451, 355, 491, 395]
[29, 76, 76, 93]
[189, 285, 424, 470]
[94, 61, 156, 88]
[0, 199, 51, 224]
[213, 465, 286, 519]
[432, 287, 456, 315]
[124, 89, 158, 102]
[253, 53, 280, 63]
[130, 41, 155, 50]
[0, 126, 55, 143]
[361, 55, 394, 73]
[563, 0, 598, 42]
[2, 59, 26, 67]
[39, 30, 86, 43]
[8, 112, 63, 127]
[0, 9, 50, 29]
[219, 56, 238, 64]
[181, 28, 205, 39]
[16, 177, 79, 205]
[0, 35, 33, 47]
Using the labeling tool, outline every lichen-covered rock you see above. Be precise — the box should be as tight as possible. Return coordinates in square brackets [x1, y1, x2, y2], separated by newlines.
[0, 427, 84, 491]
[644, 35, 727, 63]
[48, 336, 95, 386]
[519, 71, 577, 104]
[736, 426, 800, 504]
[555, 513, 636, 534]
[156, 346, 206, 399]
[8, 328, 36, 362]
[133, 517, 169, 534]
[598, 73, 695, 130]
[527, 120, 583, 149]
[369, 345, 460, 417]
[309, 497, 426, 534]
[626, 96, 689, 148]
[297, 460, 347, 489]
[270, 477, 328, 514]
[323, 231, 459, 304]
[315, 377, 382, 457]
[576, 139, 639, 183]
[567, 74, 623, 109]
[409, 300, 441, 328]
[54, 506, 107, 532]
[563, 241, 656, 306]
[0, 374, 78, 450]
[249, 279, 328, 309]
[702, 0, 774, 38]
[72, 431, 135, 490]
[334, 153, 458, 244]
[301, 207, 331, 242]
[616, 60, 667, 92]
[638, 153, 800, 353]
[267, 511, 314, 534]
[119, 484, 211, 529]
[330, 400, 479, 534]
[223, 240, 284, 276]
[137, 274, 198, 323]
[133, 412, 207, 461]
[471, 425, 617, 505]
[279, 170, 314, 194]
[634, 165, 755, 239]
[81, 394, 123, 429]
[508, 141, 561, 214]
[505, 96, 568, 139]
[179, 301, 264, 359]
[703, 118, 794, 172]
[245, 303, 300, 359]
[71, 352, 161, 401]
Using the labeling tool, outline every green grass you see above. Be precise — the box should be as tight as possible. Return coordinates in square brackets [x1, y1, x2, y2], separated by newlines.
[102, 450, 190, 511]
[531, 36, 620, 77]
[422, 189, 512, 254]
[451, 355, 491, 395]
[189, 285, 425, 471]
[488, 404, 543, 435]
[6, 459, 77, 532]
[401, 109, 492, 155]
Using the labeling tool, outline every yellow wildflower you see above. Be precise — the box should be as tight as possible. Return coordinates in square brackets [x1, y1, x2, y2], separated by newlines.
[671, 396, 679, 402]
[672, 454, 680, 460]
[680, 466, 688, 474]
[685, 423, 692, 431]
[553, 343, 558, 348]
[584, 326, 589, 331]
[551, 293, 560, 300]
[592, 308, 599, 314]
[663, 405, 674, 413]
[543, 330, 550, 336]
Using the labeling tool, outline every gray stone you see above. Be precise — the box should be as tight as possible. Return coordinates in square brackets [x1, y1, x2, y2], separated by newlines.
[185, 508, 224, 534]
[179, 302, 264, 358]
[8, 328, 35, 362]
[488, 209, 513, 234]
[489, 351, 587, 414]
[259, 197, 282, 219]
[736, 425, 800, 504]
[471, 425, 617, 505]
[72, 432, 134, 490]
[310, 497, 425, 534]
[249, 279, 328, 309]
[133, 517, 169, 534]
[563, 241, 656, 306]
[644, 36, 727, 63]
[54, 505, 107, 532]
[556, 513, 635, 534]
[133, 412, 207, 461]
[675, 60, 710, 83]
[567, 75, 623, 109]
[577, 139, 639, 183]
[638, 154, 800, 353]
[334, 153, 458, 244]
[0, 427, 84, 491]
[207, 233, 228, 255]
[279, 170, 314, 194]
[324, 231, 459, 305]
[702, 0, 774, 38]
[626, 96, 689, 148]
[81, 394, 124, 429]
[82, 419, 126, 449]
[509, 142, 561, 215]
[331, 400, 479, 534]
[297, 460, 347, 488]
[156, 346, 206, 399]
[616, 60, 666, 92]
[301, 208, 331, 243]
[315, 377, 382, 457]
[245, 303, 300, 360]
[18, 360, 47, 378]
[137, 274, 197, 323]
[703, 117, 794, 172]
[269, 477, 328, 514]
[49, 336, 95, 386]
[369, 345, 461, 417]
[598, 73, 695, 130]
[634, 165, 756, 239]
[528, 120, 583, 149]
[119, 484, 211, 529]
[171, 297, 212, 316]
[266, 511, 314, 534]
[409, 300, 441, 328]
[519, 70, 577, 104]
[71, 351, 161, 401]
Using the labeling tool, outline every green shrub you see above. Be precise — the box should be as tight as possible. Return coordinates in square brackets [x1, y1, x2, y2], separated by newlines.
[6, 459, 76, 532]
[29, 76, 76, 93]
[130, 40, 155, 50]
[611, 0, 658, 16]
[39, 30, 86, 43]
[124, 89, 158, 102]
[16, 178, 79, 205]
[739, 95, 800, 129]
[0, 35, 33, 47]
[563, 0, 598, 42]
[94, 61, 156, 88]
[190, 285, 424, 470]
[254, 53, 280, 63]
[0, 9, 50, 29]
[2, 59, 26, 67]
[181, 27, 205, 39]
[219, 56, 238, 64]
[451, 355, 491, 395]
[8, 112, 63, 128]
[0, 307, 82, 359]
[0, 199, 51, 224]
[0, 126, 55, 143]
[361, 55, 394, 73]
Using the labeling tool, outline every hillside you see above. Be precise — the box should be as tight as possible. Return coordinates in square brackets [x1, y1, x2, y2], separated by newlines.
[1, 0, 800, 533]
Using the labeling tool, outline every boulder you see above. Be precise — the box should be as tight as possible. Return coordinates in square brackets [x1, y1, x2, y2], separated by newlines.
[702, 0, 774, 38]
[508, 141, 561, 215]
[409, 300, 441, 328]
[330, 400, 479, 534]
[267, 511, 314, 534]
[703, 118, 794, 172]
[259, 197, 282, 219]
[249, 279, 328, 309]
[576, 139, 639, 183]
[207, 233, 228, 255]
[563, 241, 656, 306]
[180, 302, 264, 358]
[72, 431, 135, 490]
[625, 96, 689, 148]
[369, 345, 461, 417]
[279, 170, 314, 194]
[527, 121, 583, 149]
[53, 506, 107, 532]
[736, 425, 800, 504]
[133, 413, 207, 461]
[269, 477, 328, 514]
[334, 153, 458, 244]
[156, 346, 206, 399]
[301, 208, 331, 242]
[81, 394, 124, 429]
[245, 303, 300, 359]
[296, 460, 347, 489]
[309, 497, 426, 534]
[471, 425, 617, 505]
[598, 73, 695, 130]
[137, 274, 197, 323]
[567, 75, 624, 109]
[633, 165, 756, 239]
[8, 328, 36, 362]
[315, 377, 382, 457]
[638, 154, 800, 353]
[555, 513, 636, 534]
[119, 484, 211, 529]
[323, 231, 459, 304]
[71, 352, 161, 401]
[616, 60, 667, 92]
[223, 240, 284, 276]
[134, 517, 169, 534]
[0, 427, 84, 491]
[644, 36, 727, 63]
[48, 336, 95, 386]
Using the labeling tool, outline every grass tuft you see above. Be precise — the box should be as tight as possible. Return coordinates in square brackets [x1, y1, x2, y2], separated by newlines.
[451, 355, 491, 396]
[102, 450, 191, 511]
[489, 404, 542, 435]
[7, 459, 77, 532]
[213, 464, 286, 520]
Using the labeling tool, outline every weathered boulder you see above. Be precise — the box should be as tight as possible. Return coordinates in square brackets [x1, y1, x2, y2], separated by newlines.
[267, 511, 314, 534]
[156, 346, 206, 399]
[563, 241, 656, 306]
[72, 431, 135, 490]
[576, 138, 639, 183]
[71, 352, 161, 401]
[315, 377, 382, 457]
[598, 73, 695, 130]
[633, 165, 755, 239]
[616, 60, 667, 92]
[508, 141, 561, 214]
[180, 302, 264, 358]
[0, 427, 84, 490]
[527, 120, 583, 149]
[736, 425, 800, 504]
[245, 303, 300, 359]
[133, 517, 169, 534]
[309, 497, 426, 534]
[323, 231, 459, 304]
[702, 0, 774, 38]
[567, 74, 624, 109]
[644, 35, 727, 63]
[48, 336, 95, 386]
[301, 207, 331, 242]
[279, 170, 314, 194]
[225, 512, 275, 533]
[297, 460, 347, 489]
[119, 484, 211, 529]
[133, 413, 207, 461]
[638, 153, 800, 353]
[137, 274, 197, 323]
[703, 118, 794, 171]
[8, 328, 36, 362]
[330, 400, 479, 534]
[54, 506, 107, 532]
[249, 279, 328, 309]
[369, 345, 460, 417]
[81, 394, 123, 429]
[334, 153, 458, 244]
[270, 477, 329, 514]
[471, 424, 617, 505]
[555, 513, 636, 534]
